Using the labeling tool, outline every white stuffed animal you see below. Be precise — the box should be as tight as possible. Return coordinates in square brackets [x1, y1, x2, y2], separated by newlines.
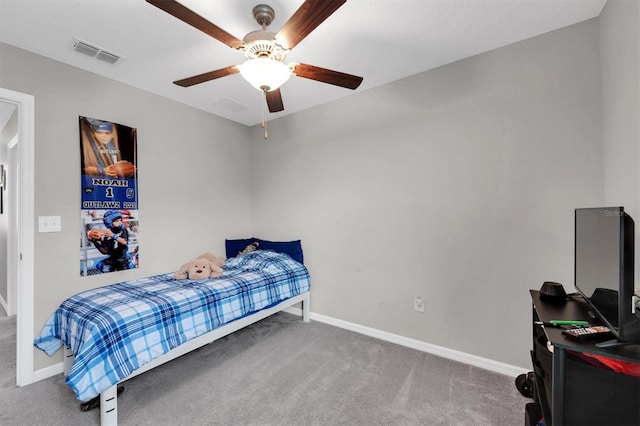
[197, 252, 225, 268]
[174, 256, 223, 280]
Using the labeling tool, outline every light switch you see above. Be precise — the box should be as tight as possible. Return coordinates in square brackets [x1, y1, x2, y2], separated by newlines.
[38, 216, 62, 233]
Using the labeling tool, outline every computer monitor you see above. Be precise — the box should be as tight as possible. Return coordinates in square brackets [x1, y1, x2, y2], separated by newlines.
[574, 207, 639, 345]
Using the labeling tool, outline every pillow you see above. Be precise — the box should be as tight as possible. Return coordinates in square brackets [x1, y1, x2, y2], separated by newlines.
[225, 238, 257, 259]
[256, 239, 304, 264]
[225, 238, 304, 264]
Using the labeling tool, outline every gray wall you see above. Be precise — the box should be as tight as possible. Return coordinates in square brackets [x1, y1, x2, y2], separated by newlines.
[0, 42, 254, 369]
[600, 0, 640, 278]
[250, 19, 605, 369]
[1, 0, 638, 374]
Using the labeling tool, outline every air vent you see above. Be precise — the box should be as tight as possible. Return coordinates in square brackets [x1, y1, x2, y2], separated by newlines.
[73, 38, 122, 64]
[96, 50, 120, 64]
[73, 40, 99, 57]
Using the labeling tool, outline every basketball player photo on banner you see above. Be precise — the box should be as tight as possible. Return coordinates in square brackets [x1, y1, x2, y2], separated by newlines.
[79, 116, 139, 276]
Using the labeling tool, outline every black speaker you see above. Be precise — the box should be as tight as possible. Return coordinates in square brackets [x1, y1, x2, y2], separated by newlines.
[539, 281, 567, 304]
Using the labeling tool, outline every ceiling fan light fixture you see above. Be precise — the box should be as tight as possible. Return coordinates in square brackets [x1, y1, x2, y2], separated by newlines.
[239, 57, 291, 91]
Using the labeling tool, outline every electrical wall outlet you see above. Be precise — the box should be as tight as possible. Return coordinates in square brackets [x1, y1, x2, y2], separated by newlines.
[38, 216, 62, 233]
[414, 296, 425, 313]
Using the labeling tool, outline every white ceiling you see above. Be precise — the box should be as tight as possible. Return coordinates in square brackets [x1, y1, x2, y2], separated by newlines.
[0, 0, 606, 126]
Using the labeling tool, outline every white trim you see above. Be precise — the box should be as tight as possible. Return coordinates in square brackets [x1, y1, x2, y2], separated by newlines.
[0, 87, 35, 387]
[284, 307, 528, 377]
[33, 362, 63, 383]
[7, 134, 18, 149]
[6, 133, 18, 316]
[0, 293, 8, 315]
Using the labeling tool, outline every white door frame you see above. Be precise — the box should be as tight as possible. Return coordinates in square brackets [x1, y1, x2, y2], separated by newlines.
[0, 87, 35, 386]
[7, 132, 18, 316]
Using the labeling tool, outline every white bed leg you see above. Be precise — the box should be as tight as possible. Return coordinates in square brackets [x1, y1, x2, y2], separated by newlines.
[100, 385, 118, 426]
[63, 346, 74, 376]
[302, 293, 310, 323]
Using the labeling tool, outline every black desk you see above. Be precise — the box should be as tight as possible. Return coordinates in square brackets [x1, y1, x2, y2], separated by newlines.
[530, 290, 640, 426]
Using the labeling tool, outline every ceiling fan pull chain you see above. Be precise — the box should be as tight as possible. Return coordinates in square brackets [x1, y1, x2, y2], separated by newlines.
[261, 88, 268, 140]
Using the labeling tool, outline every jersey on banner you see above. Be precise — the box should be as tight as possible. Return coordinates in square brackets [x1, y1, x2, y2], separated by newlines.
[79, 116, 139, 276]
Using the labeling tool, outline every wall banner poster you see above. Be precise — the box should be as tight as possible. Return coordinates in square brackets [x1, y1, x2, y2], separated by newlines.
[79, 116, 139, 276]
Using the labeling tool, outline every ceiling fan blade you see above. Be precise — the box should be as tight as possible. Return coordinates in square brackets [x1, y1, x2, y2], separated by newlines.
[173, 66, 239, 87]
[276, 0, 347, 50]
[265, 88, 284, 113]
[292, 63, 363, 90]
[146, 0, 243, 49]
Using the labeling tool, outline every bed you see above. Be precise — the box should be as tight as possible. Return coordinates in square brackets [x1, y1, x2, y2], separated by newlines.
[34, 249, 310, 425]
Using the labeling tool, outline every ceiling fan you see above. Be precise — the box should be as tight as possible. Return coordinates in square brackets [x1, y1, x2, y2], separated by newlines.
[146, 0, 364, 114]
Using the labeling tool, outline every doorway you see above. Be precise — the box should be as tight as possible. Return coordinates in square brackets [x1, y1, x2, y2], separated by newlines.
[0, 87, 35, 387]
[0, 101, 16, 316]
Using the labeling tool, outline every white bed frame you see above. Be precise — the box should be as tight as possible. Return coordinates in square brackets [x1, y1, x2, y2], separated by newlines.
[63, 291, 310, 426]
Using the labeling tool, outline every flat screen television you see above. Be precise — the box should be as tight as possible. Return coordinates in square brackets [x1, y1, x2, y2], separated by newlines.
[574, 207, 640, 345]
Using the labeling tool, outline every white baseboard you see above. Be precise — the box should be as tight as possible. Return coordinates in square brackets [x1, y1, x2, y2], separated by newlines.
[284, 307, 528, 378]
[33, 362, 63, 382]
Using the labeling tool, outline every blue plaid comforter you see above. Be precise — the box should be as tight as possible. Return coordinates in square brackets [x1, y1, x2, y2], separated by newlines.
[34, 250, 310, 401]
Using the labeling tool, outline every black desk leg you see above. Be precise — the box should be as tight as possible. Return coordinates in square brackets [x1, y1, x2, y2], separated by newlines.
[552, 347, 566, 426]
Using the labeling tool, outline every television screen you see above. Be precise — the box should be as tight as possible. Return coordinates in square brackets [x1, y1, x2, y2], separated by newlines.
[575, 207, 622, 326]
[574, 207, 639, 343]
